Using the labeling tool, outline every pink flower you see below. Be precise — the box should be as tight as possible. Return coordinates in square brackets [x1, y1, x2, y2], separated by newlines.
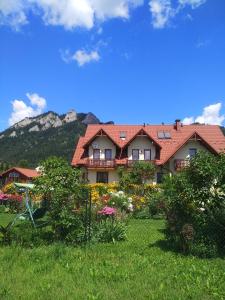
[98, 206, 116, 216]
[0, 194, 22, 201]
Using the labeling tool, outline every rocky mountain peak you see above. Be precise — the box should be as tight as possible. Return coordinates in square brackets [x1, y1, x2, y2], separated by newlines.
[82, 112, 100, 125]
[14, 117, 33, 129]
[0, 109, 113, 140]
[63, 110, 77, 123]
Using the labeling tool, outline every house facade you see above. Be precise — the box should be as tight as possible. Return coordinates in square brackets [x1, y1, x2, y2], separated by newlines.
[0, 167, 40, 186]
[71, 120, 225, 184]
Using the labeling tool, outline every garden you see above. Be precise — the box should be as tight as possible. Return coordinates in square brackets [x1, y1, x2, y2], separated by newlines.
[0, 153, 225, 299]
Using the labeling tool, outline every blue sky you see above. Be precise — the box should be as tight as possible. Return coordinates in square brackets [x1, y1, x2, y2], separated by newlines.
[0, 0, 225, 132]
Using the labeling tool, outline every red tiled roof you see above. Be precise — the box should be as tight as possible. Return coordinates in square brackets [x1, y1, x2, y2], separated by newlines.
[71, 124, 225, 166]
[0, 167, 40, 178]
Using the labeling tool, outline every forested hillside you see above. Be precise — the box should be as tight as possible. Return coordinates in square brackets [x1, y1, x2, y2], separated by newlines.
[0, 110, 110, 168]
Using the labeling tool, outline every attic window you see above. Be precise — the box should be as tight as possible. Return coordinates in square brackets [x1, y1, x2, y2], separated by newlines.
[157, 131, 171, 139]
[120, 131, 126, 139]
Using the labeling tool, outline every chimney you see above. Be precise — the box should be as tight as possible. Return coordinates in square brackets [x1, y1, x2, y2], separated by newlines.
[174, 119, 181, 131]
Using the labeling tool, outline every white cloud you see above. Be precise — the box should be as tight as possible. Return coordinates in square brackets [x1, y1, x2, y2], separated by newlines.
[9, 93, 47, 126]
[73, 50, 100, 66]
[149, 0, 174, 29]
[149, 0, 207, 29]
[178, 0, 206, 9]
[182, 103, 225, 126]
[90, 0, 143, 20]
[61, 48, 101, 66]
[26, 92, 46, 109]
[0, 0, 27, 30]
[0, 0, 143, 30]
[31, 0, 94, 30]
[183, 116, 194, 125]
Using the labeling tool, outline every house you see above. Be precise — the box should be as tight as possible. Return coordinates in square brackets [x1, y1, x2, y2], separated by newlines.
[71, 120, 225, 184]
[0, 167, 40, 186]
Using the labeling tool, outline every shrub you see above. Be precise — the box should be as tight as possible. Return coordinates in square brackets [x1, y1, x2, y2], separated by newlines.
[94, 219, 127, 243]
[190, 240, 218, 258]
[148, 190, 165, 217]
[88, 183, 118, 204]
[2, 183, 17, 194]
[163, 151, 225, 257]
[133, 207, 150, 219]
[117, 162, 156, 189]
[33, 157, 86, 244]
[107, 191, 134, 212]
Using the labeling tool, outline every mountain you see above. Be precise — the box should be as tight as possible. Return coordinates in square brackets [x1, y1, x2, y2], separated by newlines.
[0, 110, 112, 168]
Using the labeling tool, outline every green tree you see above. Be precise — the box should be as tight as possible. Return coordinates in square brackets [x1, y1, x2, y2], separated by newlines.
[34, 156, 86, 243]
[130, 161, 156, 184]
[18, 159, 29, 168]
[163, 151, 225, 257]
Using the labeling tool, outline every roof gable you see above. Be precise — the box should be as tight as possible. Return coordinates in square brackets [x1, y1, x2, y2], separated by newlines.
[82, 128, 120, 148]
[122, 128, 162, 149]
[71, 124, 225, 166]
[163, 131, 219, 164]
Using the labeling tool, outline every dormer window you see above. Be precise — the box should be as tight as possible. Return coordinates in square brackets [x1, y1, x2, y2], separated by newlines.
[157, 131, 171, 139]
[120, 131, 126, 140]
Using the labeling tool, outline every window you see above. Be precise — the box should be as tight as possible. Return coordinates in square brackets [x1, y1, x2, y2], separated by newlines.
[9, 172, 19, 178]
[164, 132, 171, 139]
[189, 148, 197, 158]
[105, 149, 112, 160]
[96, 172, 108, 183]
[144, 149, 151, 160]
[8, 172, 19, 182]
[157, 131, 171, 139]
[157, 172, 164, 184]
[120, 131, 127, 139]
[132, 149, 139, 160]
[93, 149, 100, 160]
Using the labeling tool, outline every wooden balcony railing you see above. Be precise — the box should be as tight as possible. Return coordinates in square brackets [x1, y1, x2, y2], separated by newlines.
[174, 159, 190, 171]
[127, 160, 155, 167]
[87, 159, 115, 168]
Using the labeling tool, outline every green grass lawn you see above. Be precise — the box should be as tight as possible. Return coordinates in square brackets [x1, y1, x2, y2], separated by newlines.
[0, 215, 225, 300]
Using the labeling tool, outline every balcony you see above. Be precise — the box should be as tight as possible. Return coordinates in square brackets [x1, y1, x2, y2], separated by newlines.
[174, 159, 190, 171]
[127, 160, 155, 167]
[87, 159, 115, 168]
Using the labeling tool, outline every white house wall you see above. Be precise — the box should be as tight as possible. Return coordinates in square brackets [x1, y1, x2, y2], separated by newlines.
[88, 136, 116, 159]
[88, 169, 119, 184]
[128, 136, 156, 160]
[169, 140, 209, 172]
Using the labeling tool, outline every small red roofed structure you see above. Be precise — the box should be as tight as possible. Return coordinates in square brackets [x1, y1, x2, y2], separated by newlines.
[0, 167, 40, 186]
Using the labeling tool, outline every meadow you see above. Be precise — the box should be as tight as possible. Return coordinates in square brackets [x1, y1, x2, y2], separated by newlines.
[0, 214, 225, 300]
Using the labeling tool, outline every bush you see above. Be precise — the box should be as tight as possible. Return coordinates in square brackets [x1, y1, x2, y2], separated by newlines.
[148, 191, 165, 217]
[94, 219, 127, 243]
[33, 157, 87, 244]
[133, 207, 150, 219]
[190, 240, 218, 258]
[163, 151, 225, 257]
